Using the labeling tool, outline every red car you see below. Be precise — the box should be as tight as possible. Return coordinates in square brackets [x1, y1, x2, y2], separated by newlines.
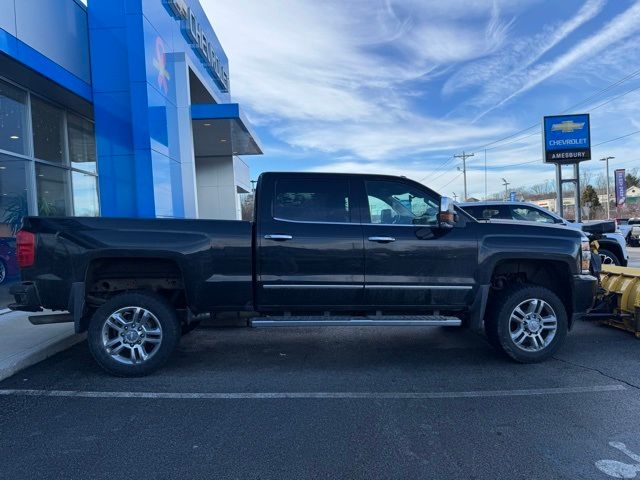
[0, 238, 19, 284]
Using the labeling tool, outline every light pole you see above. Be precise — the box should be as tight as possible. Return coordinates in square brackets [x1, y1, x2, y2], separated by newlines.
[600, 156, 614, 219]
[502, 178, 510, 200]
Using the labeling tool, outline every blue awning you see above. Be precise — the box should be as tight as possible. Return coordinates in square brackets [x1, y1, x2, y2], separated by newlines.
[191, 103, 263, 156]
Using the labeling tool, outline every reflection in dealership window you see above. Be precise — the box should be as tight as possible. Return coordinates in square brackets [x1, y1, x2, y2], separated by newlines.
[67, 113, 97, 173]
[0, 155, 28, 305]
[36, 164, 70, 216]
[0, 80, 28, 156]
[366, 180, 439, 225]
[72, 171, 99, 216]
[31, 96, 65, 164]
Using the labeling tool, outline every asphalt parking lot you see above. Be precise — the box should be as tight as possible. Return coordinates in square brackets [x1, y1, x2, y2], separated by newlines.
[0, 247, 638, 479]
[1, 315, 640, 479]
[628, 245, 640, 267]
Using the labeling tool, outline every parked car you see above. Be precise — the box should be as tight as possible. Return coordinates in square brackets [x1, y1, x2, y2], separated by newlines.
[616, 218, 640, 246]
[459, 201, 629, 266]
[10, 172, 596, 376]
[630, 219, 640, 247]
[0, 238, 19, 285]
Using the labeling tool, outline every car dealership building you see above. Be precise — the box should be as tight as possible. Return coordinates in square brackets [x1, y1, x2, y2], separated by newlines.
[0, 0, 262, 231]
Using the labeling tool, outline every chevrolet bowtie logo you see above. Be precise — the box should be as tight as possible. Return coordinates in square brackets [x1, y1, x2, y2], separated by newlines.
[551, 120, 585, 133]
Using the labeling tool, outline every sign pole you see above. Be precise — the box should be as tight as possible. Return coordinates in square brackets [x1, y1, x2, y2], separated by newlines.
[555, 164, 563, 217]
[574, 163, 581, 223]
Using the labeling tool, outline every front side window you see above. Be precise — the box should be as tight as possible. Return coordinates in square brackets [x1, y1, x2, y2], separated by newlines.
[366, 180, 438, 225]
[0, 80, 28, 156]
[510, 206, 555, 224]
[274, 179, 350, 223]
[31, 96, 65, 164]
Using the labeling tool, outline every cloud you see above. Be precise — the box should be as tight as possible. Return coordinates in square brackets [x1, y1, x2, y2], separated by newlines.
[204, 0, 515, 144]
[473, 1, 640, 119]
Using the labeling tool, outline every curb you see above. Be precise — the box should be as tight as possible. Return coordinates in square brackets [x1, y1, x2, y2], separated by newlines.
[0, 330, 86, 382]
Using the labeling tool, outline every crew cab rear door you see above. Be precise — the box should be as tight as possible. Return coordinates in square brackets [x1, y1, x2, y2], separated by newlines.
[357, 178, 477, 308]
[256, 174, 365, 308]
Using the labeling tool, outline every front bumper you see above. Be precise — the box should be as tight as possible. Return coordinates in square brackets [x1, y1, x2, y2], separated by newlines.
[571, 274, 598, 323]
[8, 282, 43, 312]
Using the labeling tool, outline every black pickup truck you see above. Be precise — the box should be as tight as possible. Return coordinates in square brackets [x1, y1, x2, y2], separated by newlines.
[10, 172, 597, 376]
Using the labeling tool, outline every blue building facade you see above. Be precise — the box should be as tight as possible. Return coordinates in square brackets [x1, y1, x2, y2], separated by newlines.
[0, 0, 261, 301]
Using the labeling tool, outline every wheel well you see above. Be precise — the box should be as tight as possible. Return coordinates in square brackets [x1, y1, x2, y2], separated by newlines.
[85, 257, 186, 310]
[489, 259, 572, 318]
[597, 240, 622, 260]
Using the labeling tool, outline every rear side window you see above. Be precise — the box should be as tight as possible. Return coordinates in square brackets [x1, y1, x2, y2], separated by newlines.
[463, 205, 504, 220]
[274, 179, 350, 223]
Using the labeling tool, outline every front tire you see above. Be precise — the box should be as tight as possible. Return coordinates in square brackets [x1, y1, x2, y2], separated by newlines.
[598, 248, 621, 266]
[0, 260, 6, 284]
[485, 284, 568, 363]
[87, 291, 181, 376]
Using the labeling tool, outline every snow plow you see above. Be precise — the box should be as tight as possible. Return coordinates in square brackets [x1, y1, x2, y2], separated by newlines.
[588, 264, 640, 337]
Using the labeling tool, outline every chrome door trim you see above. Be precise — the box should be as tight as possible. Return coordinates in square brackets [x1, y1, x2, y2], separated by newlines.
[262, 284, 364, 289]
[364, 285, 473, 290]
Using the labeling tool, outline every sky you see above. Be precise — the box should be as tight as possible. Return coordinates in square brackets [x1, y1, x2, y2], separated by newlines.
[201, 0, 640, 199]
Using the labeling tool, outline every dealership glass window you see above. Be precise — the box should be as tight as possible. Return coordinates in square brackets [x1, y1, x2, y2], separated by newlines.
[36, 164, 70, 216]
[366, 180, 439, 225]
[72, 171, 99, 216]
[67, 113, 96, 173]
[31, 96, 65, 164]
[0, 154, 28, 306]
[0, 80, 28, 156]
[274, 179, 350, 223]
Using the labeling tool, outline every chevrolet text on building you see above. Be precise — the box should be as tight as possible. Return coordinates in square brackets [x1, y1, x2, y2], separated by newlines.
[165, 0, 229, 92]
[542, 114, 591, 164]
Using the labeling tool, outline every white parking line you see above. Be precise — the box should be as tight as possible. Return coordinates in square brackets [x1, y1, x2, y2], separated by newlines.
[0, 384, 625, 400]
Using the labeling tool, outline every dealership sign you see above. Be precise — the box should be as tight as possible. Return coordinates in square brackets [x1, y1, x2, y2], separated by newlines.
[165, 0, 230, 92]
[615, 169, 626, 206]
[542, 114, 591, 164]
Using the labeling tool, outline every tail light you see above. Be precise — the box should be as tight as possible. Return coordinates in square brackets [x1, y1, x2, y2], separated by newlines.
[16, 230, 35, 268]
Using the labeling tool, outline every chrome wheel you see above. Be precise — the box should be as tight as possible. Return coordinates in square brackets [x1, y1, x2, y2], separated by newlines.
[101, 306, 163, 365]
[509, 298, 557, 352]
[0, 261, 5, 284]
[599, 253, 615, 265]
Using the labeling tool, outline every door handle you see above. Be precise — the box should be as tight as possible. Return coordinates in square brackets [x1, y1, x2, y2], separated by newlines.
[368, 236, 396, 243]
[264, 234, 293, 241]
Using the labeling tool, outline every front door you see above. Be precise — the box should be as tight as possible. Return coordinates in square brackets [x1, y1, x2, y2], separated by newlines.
[256, 175, 365, 309]
[358, 178, 477, 308]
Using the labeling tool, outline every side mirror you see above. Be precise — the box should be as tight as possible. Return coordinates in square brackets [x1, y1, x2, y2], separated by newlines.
[438, 197, 457, 229]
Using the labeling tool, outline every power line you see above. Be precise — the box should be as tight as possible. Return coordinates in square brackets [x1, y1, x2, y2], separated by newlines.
[593, 129, 640, 147]
[465, 67, 640, 152]
[435, 172, 463, 191]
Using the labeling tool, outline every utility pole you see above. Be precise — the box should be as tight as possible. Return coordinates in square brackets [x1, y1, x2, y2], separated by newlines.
[452, 192, 458, 202]
[502, 178, 510, 200]
[600, 156, 614, 219]
[454, 151, 474, 201]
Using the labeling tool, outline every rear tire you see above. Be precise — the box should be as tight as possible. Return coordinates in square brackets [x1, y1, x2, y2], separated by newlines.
[485, 284, 567, 363]
[87, 291, 181, 377]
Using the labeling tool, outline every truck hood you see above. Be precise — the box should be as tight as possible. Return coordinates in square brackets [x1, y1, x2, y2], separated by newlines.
[479, 218, 585, 238]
